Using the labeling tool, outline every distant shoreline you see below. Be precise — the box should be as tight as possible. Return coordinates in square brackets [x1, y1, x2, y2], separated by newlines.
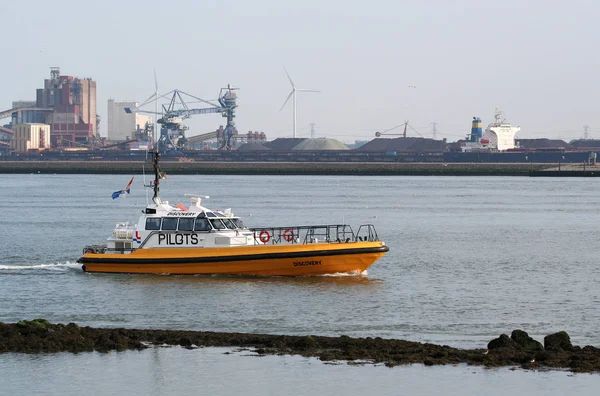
[0, 160, 555, 176]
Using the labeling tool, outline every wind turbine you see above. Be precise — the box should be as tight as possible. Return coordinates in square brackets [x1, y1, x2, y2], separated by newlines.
[279, 66, 320, 138]
[136, 69, 161, 148]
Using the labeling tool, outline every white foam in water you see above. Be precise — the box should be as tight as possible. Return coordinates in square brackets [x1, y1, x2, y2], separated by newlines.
[320, 270, 367, 277]
[0, 261, 81, 271]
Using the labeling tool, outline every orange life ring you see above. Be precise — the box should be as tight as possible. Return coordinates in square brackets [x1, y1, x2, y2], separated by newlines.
[283, 229, 294, 242]
[259, 230, 271, 244]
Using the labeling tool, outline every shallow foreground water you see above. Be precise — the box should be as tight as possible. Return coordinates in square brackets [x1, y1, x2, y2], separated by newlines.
[2, 347, 600, 396]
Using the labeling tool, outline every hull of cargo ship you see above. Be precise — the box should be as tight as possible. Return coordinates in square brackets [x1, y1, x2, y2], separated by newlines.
[443, 151, 596, 163]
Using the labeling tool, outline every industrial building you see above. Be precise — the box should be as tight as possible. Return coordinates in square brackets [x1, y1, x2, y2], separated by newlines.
[0, 126, 13, 141]
[36, 67, 97, 146]
[10, 124, 51, 153]
[107, 100, 153, 141]
[0, 67, 98, 149]
[0, 126, 13, 155]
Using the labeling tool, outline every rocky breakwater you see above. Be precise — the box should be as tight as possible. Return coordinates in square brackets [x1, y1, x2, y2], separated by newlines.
[1, 320, 599, 373]
[485, 329, 600, 372]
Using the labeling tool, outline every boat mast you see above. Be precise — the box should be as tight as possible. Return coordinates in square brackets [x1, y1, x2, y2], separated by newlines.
[151, 89, 161, 203]
[152, 149, 160, 203]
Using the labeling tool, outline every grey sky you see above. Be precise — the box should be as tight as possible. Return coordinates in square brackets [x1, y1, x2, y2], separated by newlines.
[2, 0, 599, 142]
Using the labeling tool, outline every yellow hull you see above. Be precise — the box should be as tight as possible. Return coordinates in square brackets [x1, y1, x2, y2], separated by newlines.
[78, 241, 389, 276]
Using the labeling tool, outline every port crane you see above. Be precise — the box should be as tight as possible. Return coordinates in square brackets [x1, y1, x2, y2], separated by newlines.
[125, 84, 239, 152]
[375, 121, 423, 138]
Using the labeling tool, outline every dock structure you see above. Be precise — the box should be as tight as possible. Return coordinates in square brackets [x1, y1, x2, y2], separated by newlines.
[530, 163, 600, 177]
[0, 160, 550, 176]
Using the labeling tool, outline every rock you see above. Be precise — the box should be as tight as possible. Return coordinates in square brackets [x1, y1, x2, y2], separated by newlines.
[544, 331, 573, 351]
[3, 321, 600, 373]
[583, 345, 600, 352]
[511, 329, 544, 352]
[488, 334, 516, 350]
[297, 335, 319, 350]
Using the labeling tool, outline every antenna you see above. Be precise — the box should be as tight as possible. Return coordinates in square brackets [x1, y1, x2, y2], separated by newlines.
[279, 66, 320, 138]
[494, 106, 503, 124]
[153, 69, 159, 152]
[431, 122, 438, 140]
[309, 122, 316, 139]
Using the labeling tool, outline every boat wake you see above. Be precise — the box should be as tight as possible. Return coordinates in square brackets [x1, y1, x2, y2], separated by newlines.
[320, 270, 367, 277]
[0, 261, 81, 272]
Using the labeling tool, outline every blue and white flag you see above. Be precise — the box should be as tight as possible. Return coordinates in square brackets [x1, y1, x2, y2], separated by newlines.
[111, 176, 134, 199]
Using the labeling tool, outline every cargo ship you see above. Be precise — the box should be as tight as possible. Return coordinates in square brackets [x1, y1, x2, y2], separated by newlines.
[443, 109, 598, 163]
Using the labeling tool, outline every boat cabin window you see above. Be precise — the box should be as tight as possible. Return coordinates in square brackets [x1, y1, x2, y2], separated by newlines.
[232, 218, 246, 229]
[146, 218, 162, 230]
[161, 217, 178, 231]
[194, 217, 211, 232]
[221, 218, 236, 229]
[178, 217, 194, 231]
[205, 212, 217, 218]
[210, 219, 226, 230]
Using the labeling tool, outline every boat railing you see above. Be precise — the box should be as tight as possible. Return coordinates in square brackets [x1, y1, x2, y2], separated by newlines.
[249, 224, 380, 245]
[82, 244, 108, 254]
[82, 243, 137, 255]
[355, 224, 380, 242]
[109, 248, 136, 254]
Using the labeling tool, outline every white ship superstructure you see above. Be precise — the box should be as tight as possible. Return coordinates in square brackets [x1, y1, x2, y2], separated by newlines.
[483, 107, 520, 151]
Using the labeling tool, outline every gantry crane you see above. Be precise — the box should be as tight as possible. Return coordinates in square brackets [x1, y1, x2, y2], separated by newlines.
[125, 84, 239, 152]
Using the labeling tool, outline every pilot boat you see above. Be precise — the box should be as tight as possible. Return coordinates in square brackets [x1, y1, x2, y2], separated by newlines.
[78, 151, 389, 276]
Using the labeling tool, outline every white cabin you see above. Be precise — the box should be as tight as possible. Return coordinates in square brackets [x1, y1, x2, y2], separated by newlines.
[106, 196, 256, 254]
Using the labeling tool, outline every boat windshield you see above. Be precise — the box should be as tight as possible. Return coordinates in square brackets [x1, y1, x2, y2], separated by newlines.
[194, 217, 211, 231]
[209, 219, 227, 230]
[221, 218, 237, 229]
[231, 218, 246, 229]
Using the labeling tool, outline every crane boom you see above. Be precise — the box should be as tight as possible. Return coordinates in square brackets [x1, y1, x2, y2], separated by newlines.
[177, 107, 223, 117]
[125, 107, 222, 117]
[125, 85, 239, 152]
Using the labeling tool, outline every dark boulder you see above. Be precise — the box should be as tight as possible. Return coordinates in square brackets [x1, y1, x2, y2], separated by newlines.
[488, 334, 516, 350]
[511, 329, 544, 352]
[544, 331, 573, 351]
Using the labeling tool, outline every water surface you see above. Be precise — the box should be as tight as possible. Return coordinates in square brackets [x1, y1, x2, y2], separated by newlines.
[1, 174, 599, 393]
